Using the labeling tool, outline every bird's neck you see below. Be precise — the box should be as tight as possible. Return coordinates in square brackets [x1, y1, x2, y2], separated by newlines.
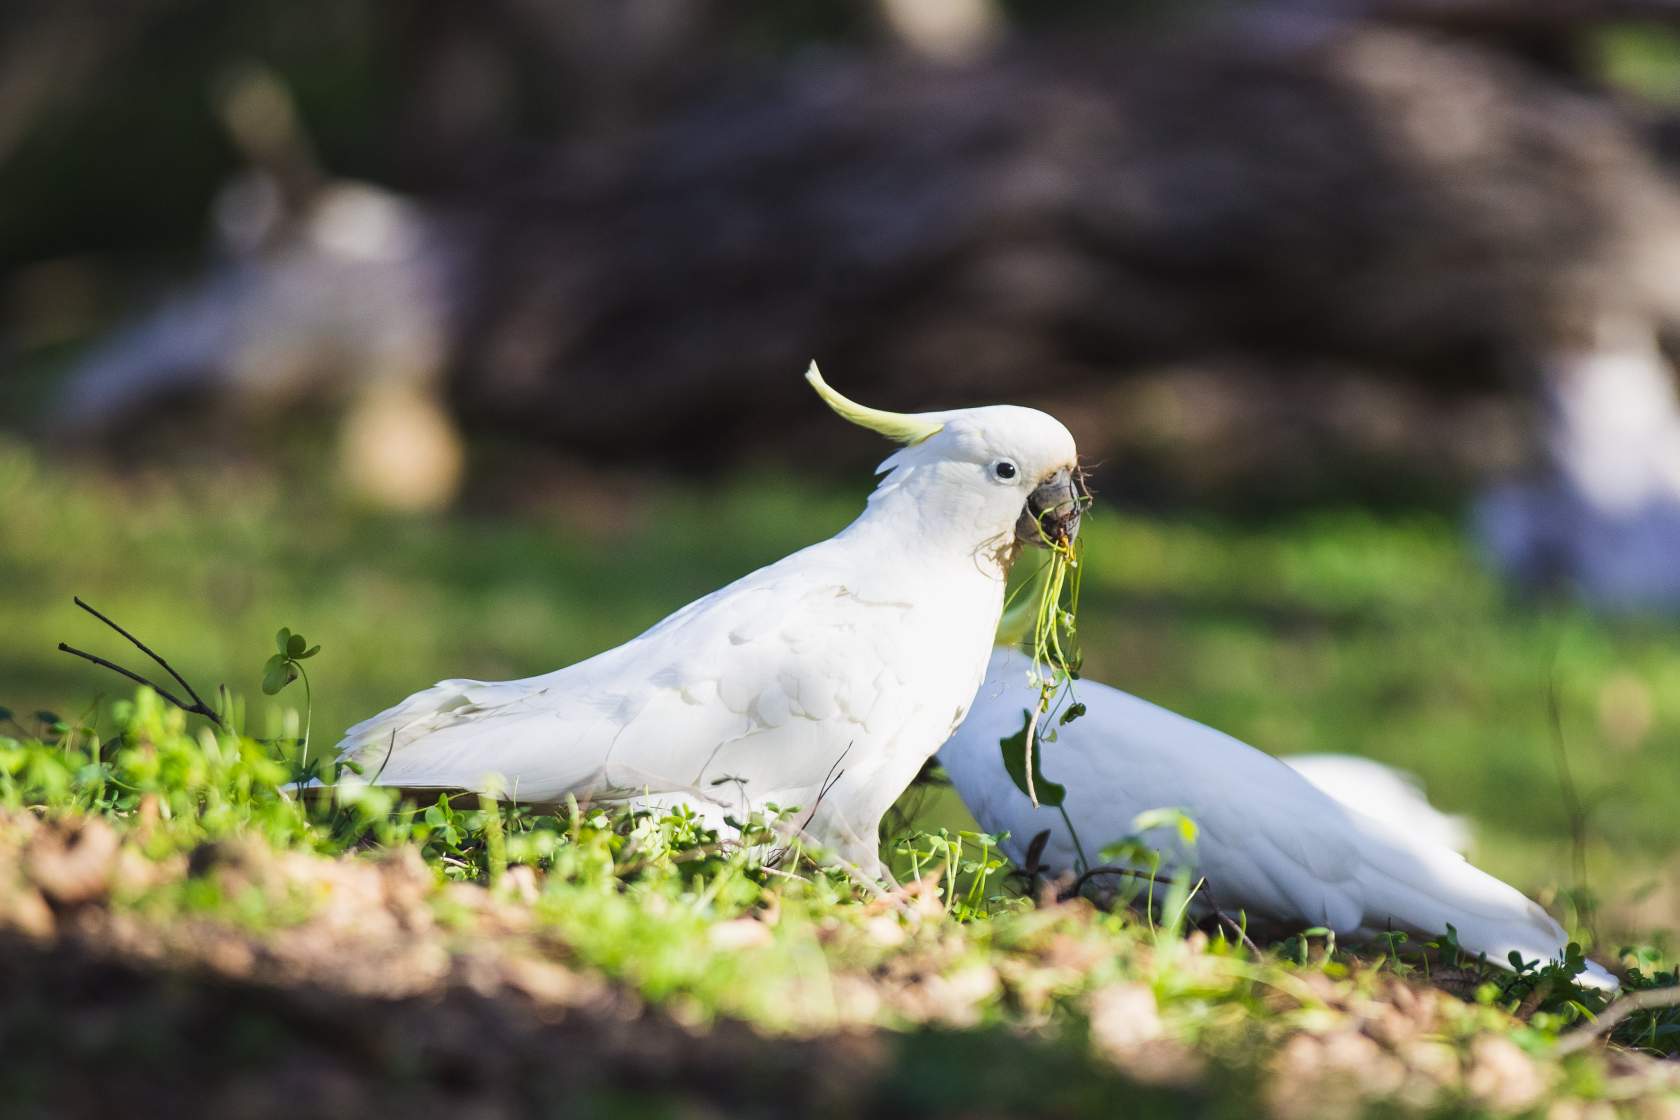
[839, 460, 1021, 584]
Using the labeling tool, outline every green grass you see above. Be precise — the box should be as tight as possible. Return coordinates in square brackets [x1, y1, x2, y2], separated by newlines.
[3, 437, 1680, 1113]
[5, 438, 1677, 930]
[0, 684, 1673, 1115]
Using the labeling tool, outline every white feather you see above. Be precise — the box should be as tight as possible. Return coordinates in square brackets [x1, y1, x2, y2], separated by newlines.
[939, 649, 1616, 989]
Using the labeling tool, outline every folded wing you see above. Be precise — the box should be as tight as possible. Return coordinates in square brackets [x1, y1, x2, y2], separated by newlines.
[333, 548, 913, 820]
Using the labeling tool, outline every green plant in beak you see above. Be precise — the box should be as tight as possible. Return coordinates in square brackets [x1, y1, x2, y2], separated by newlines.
[998, 516, 1086, 808]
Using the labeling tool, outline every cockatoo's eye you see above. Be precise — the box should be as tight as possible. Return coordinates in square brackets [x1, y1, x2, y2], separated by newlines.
[992, 460, 1019, 482]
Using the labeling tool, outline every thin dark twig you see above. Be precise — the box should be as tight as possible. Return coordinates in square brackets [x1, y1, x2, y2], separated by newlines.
[1215, 910, 1262, 957]
[57, 644, 197, 715]
[73, 596, 215, 714]
[1200, 880, 1263, 957]
[57, 598, 227, 731]
[370, 728, 399, 785]
[1065, 864, 1160, 898]
[748, 744, 854, 877]
[1555, 987, 1680, 1055]
[798, 742, 852, 840]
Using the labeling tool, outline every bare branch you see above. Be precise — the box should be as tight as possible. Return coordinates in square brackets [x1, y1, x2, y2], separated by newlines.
[1066, 864, 1162, 897]
[56, 643, 196, 714]
[58, 599, 227, 731]
[1200, 880, 1264, 958]
[72, 596, 215, 715]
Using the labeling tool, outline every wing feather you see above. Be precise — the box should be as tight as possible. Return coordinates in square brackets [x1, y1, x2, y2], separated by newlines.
[334, 543, 894, 811]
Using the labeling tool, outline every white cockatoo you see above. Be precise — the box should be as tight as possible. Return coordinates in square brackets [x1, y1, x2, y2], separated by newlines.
[1283, 754, 1471, 856]
[940, 648, 1616, 988]
[332, 366, 1082, 875]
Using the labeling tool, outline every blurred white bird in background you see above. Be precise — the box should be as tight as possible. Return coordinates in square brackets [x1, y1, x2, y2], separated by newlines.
[332, 367, 1083, 876]
[940, 648, 1616, 989]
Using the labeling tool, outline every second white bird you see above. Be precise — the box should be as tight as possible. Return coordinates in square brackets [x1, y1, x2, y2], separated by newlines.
[941, 648, 1616, 988]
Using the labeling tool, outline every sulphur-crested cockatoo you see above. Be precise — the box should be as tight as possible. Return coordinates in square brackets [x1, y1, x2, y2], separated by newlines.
[940, 648, 1616, 988]
[333, 366, 1082, 875]
[1283, 754, 1471, 855]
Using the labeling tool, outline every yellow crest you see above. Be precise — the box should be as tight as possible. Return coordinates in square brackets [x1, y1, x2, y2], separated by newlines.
[805, 362, 944, 445]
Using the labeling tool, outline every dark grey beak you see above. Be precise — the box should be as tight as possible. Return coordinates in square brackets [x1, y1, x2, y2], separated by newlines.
[1015, 467, 1084, 547]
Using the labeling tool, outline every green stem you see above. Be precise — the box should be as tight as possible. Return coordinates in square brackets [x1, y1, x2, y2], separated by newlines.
[296, 663, 313, 771]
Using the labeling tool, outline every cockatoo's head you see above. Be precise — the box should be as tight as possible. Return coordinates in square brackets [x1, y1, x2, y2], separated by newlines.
[806, 364, 1085, 559]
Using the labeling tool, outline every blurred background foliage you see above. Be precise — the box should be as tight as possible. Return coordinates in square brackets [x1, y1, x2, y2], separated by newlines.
[2, 0, 1679, 941]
